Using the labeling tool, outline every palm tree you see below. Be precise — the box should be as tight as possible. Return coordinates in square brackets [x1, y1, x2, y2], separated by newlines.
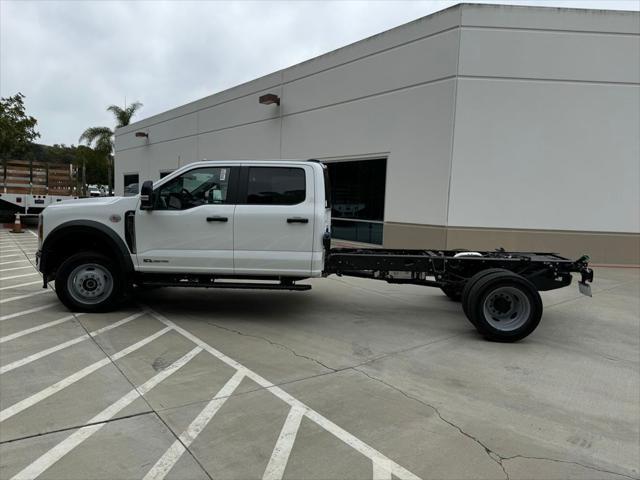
[79, 101, 142, 194]
[107, 101, 143, 128]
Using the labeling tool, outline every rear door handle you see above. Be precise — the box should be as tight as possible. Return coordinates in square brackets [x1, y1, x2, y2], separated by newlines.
[206, 216, 228, 222]
[287, 217, 309, 224]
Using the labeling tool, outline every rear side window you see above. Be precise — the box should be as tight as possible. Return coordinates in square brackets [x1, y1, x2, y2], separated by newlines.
[247, 167, 305, 205]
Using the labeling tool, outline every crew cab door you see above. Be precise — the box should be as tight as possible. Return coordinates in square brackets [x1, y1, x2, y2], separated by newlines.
[234, 165, 315, 276]
[135, 166, 238, 273]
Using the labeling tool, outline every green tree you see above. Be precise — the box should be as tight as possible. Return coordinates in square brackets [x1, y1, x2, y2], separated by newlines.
[79, 101, 143, 193]
[0, 93, 40, 160]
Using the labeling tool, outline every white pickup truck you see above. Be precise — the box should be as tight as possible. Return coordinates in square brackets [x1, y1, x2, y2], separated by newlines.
[36, 160, 593, 342]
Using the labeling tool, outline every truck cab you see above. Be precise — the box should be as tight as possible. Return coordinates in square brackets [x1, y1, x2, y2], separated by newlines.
[37, 160, 332, 312]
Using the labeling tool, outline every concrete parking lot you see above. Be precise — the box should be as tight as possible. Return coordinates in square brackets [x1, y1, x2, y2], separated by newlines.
[0, 228, 638, 480]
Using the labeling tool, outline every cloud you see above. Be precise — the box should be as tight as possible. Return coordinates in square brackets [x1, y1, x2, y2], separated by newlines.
[1, 0, 638, 145]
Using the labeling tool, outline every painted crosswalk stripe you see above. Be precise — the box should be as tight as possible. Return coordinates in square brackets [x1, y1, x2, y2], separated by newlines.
[145, 306, 422, 480]
[0, 260, 31, 266]
[0, 272, 40, 282]
[373, 459, 393, 480]
[0, 265, 35, 272]
[262, 406, 306, 480]
[10, 346, 202, 480]
[0, 311, 147, 374]
[0, 326, 171, 423]
[0, 313, 82, 344]
[0, 288, 50, 304]
[0, 303, 58, 322]
[0, 280, 42, 291]
[142, 371, 245, 480]
[0, 254, 25, 258]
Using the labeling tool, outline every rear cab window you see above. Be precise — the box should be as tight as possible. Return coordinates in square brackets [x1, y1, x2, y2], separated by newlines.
[246, 167, 306, 205]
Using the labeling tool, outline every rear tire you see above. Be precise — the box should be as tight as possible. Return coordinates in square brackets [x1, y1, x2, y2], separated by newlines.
[440, 286, 462, 301]
[465, 271, 543, 342]
[462, 268, 513, 318]
[55, 252, 123, 312]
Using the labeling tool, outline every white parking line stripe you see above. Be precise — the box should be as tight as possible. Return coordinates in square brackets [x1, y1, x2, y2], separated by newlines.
[373, 459, 393, 480]
[0, 288, 50, 304]
[262, 406, 306, 480]
[0, 313, 82, 344]
[0, 326, 171, 423]
[0, 260, 31, 266]
[0, 311, 147, 374]
[0, 303, 58, 322]
[142, 371, 245, 480]
[0, 265, 34, 272]
[28, 230, 38, 238]
[0, 272, 40, 282]
[0, 280, 42, 291]
[10, 346, 202, 480]
[145, 307, 422, 480]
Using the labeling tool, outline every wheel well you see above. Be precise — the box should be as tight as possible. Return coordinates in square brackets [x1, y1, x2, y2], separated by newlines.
[41, 224, 133, 281]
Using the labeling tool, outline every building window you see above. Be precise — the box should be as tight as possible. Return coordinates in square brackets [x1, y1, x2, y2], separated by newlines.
[326, 158, 386, 244]
[123, 173, 139, 196]
[246, 167, 306, 205]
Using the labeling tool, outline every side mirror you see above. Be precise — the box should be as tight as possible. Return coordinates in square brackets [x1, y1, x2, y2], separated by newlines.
[140, 180, 154, 210]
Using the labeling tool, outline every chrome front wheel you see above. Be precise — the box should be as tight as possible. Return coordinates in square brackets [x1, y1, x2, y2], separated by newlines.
[56, 252, 122, 312]
[67, 263, 114, 305]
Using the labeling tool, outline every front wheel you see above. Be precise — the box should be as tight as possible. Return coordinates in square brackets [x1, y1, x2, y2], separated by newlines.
[465, 271, 542, 342]
[55, 252, 123, 312]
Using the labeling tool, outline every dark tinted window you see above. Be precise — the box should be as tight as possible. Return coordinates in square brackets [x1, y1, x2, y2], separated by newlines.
[247, 167, 305, 205]
[123, 174, 139, 196]
[327, 159, 386, 221]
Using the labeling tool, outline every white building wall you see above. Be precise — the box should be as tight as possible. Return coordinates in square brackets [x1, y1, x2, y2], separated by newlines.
[448, 5, 640, 233]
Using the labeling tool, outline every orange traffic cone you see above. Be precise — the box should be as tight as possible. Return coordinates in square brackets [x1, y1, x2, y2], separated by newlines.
[11, 213, 22, 233]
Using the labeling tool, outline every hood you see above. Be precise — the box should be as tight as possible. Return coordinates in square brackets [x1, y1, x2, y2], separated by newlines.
[45, 195, 140, 211]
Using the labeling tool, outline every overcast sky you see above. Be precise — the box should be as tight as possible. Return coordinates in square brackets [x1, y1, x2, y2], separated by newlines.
[1, 0, 638, 146]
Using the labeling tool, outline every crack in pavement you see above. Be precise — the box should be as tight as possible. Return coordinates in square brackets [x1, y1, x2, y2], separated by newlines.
[500, 455, 639, 480]
[0, 410, 154, 445]
[352, 367, 510, 480]
[352, 368, 638, 480]
[205, 319, 465, 376]
[204, 320, 339, 372]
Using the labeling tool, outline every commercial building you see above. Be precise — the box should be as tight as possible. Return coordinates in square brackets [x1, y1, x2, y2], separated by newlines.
[115, 3, 640, 264]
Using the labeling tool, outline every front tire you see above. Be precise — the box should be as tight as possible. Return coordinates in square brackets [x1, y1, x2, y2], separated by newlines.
[55, 252, 123, 312]
[465, 271, 543, 342]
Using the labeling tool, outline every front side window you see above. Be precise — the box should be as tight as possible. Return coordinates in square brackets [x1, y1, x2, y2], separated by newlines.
[155, 167, 231, 210]
[246, 167, 305, 205]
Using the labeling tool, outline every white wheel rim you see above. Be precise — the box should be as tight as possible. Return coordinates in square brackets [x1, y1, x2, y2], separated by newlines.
[482, 286, 531, 332]
[67, 263, 113, 305]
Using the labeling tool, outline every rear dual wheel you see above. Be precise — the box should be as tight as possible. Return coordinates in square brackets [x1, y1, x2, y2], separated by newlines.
[462, 269, 542, 342]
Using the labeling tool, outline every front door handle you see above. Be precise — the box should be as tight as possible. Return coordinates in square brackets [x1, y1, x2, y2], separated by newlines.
[206, 216, 228, 222]
[287, 217, 309, 224]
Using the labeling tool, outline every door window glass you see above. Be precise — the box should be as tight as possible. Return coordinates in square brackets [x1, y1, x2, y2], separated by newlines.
[155, 167, 231, 210]
[246, 167, 305, 205]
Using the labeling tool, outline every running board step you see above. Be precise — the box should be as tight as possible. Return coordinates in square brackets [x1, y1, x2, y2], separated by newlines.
[141, 280, 311, 291]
